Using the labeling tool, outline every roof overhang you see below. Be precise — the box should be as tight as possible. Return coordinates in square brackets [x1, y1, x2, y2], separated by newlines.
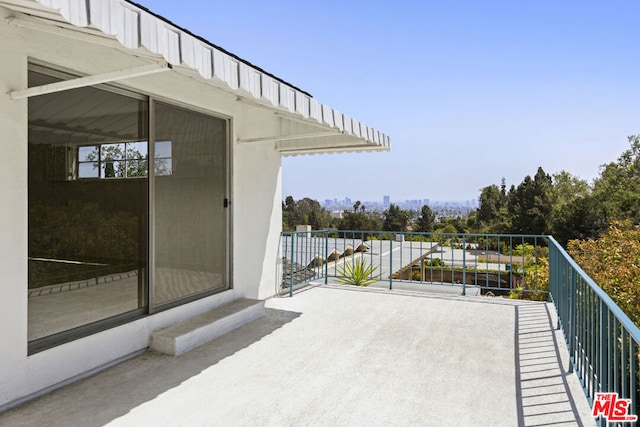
[0, 0, 390, 156]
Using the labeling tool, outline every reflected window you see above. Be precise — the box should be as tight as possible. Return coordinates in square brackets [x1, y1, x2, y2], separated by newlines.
[78, 146, 99, 178]
[77, 141, 149, 179]
[154, 140, 172, 176]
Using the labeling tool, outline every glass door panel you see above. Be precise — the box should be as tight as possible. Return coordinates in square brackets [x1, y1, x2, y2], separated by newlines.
[152, 102, 228, 306]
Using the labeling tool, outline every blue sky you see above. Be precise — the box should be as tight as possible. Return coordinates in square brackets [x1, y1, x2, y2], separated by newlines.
[143, 1, 640, 202]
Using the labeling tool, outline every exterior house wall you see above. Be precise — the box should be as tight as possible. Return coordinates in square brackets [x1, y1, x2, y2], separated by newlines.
[0, 8, 29, 406]
[233, 139, 283, 299]
[0, 6, 282, 408]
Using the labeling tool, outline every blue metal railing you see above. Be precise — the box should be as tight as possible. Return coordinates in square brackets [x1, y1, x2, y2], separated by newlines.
[281, 230, 549, 296]
[280, 229, 640, 422]
[280, 230, 328, 296]
[548, 236, 640, 425]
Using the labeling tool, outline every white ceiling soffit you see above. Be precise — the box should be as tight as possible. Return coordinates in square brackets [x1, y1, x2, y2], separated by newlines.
[3, 0, 390, 156]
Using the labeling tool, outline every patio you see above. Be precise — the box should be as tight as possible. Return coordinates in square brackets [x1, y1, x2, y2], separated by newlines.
[1, 284, 594, 426]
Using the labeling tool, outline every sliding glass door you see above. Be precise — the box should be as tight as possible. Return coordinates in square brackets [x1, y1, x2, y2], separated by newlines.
[28, 66, 229, 351]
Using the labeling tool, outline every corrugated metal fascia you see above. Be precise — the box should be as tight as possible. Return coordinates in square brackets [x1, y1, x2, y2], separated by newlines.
[10, 0, 389, 150]
[124, 0, 311, 97]
[281, 144, 389, 157]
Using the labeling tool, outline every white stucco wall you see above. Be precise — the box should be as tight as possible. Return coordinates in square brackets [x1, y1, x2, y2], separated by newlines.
[0, 11, 29, 406]
[233, 136, 283, 300]
[0, 6, 283, 408]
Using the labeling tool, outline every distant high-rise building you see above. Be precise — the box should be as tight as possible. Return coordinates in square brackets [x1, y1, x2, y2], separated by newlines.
[383, 195, 390, 207]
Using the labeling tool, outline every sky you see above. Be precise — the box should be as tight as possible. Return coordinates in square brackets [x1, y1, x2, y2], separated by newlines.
[141, 0, 640, 203]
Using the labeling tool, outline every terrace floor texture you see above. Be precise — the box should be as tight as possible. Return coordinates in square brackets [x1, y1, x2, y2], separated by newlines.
[1, 284, 595, 426]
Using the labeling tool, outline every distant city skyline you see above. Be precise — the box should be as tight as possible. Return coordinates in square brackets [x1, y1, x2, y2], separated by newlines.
[283, 192, 479, 206]
[318, 196, 478, 212]
[319, 196, 476, 204]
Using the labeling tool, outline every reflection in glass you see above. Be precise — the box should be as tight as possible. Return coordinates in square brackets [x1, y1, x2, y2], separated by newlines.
[28, 69, 148, 341]
[27, 68, 229, 347]
[154, 140, 172, 176]
[79, 145, 99, 161]
[78, 161, 99, 178]
[78, 145, 100, 178]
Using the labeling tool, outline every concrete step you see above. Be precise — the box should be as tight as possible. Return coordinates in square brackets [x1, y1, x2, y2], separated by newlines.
[150, 298, 265, 356]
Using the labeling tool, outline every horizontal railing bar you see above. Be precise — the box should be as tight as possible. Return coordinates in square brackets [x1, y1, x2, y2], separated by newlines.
[548, 236, 640, 343]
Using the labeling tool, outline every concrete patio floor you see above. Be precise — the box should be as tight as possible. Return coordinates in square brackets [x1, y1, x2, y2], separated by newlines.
[1, 285, 595, 426]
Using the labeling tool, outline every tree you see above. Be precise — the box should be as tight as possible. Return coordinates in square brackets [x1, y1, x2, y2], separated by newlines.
[281, 196, 331, 230]
[415, 205, 434, 232]
[477, 184, 503, 224]
[547, 171, 594, 245]
[592, 135, 640, 226]
[472, 136, 640, 245]
[383, 204, 410, 232]
[568, 220, 640, 326]
[340, 211, 371, 231]
[508, 167, 553, 234]
[476, 179, 510, 233]
[547, 136, 640, 244]
[500, 177, 507, 199]
[477, 184, 500, 224]
[551, 171, 590, 206]
[549, 194, 604, 246]
[440, 223, 457, 234]
[284, 196, 295, 212]
[283, 196, 296, 229]
[466, 212, 480, 232]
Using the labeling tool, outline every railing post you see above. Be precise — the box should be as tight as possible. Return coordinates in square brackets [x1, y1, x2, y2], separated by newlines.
[599, 300, 608, 395]
[569, 268, 576, 373]
[289, 233, 295, 297]
[324, 230, 328, 284]
[462, 234, 466, 296]
[389, 235, 393, 290]
[629, 340, 636, 421]
[548, 241, 560, 330]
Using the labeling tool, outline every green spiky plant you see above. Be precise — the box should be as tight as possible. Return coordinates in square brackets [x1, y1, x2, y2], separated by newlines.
[337, 258, 380, 286]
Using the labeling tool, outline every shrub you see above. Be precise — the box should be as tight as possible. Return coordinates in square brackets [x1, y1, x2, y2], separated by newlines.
[568, 220, 640, 325]
[424, 258, 444, 267]
[336, 258, 380, 286]
[508, 258, 549, 301]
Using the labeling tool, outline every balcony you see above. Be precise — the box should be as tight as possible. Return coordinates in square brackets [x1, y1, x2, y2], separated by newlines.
[1, 231, 637, 426]
[279, 230, 640, 426]
[1, 282, 594, 426]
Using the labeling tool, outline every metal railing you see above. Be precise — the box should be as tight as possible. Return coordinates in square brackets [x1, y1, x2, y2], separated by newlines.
[280, 230, 549, 297]
[280, 230, 640, 423]
[549, 236, 640, 425]
[280, 230, 328, 296]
